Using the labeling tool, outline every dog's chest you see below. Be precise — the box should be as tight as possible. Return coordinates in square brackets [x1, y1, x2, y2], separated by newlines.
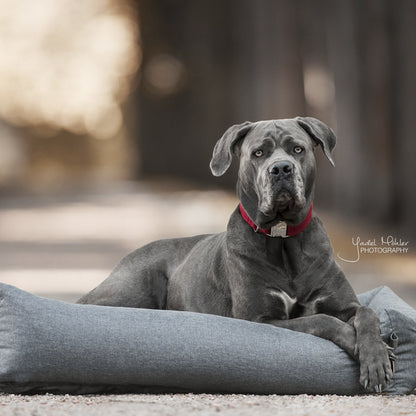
[266, 287, 323, 319]
[267, 288, 297, 318]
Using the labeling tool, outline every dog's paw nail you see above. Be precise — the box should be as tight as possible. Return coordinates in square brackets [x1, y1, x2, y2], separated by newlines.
[374, 385, 380, 393]
[364, 380, 369, 390]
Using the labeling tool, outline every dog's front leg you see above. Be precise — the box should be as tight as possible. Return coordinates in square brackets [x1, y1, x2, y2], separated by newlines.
[352, 306, 394, 392]
[263, 311, 394, 392]
[261, 314, 357, 357]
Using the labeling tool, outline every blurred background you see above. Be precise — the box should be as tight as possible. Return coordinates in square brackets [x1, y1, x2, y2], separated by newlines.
[0, 0, 415, 304]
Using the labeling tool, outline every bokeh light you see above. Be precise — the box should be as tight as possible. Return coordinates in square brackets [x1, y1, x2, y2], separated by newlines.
[0, 0, 141, 140]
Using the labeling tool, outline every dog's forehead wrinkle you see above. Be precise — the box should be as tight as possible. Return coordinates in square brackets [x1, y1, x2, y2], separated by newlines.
[251, 121, 282, 138]
[250, 120, 311, 148]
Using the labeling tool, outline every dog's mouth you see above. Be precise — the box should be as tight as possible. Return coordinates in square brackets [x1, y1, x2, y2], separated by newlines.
[274, 188, 295, 212]
[257, 181, 305, 226]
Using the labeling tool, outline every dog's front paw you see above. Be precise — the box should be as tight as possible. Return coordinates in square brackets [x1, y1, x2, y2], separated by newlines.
[356, 339, 394, 393]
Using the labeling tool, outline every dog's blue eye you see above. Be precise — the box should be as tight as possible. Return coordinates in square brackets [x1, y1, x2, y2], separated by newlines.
[254, 150, 263, 157]
[293, 146, 303, 154]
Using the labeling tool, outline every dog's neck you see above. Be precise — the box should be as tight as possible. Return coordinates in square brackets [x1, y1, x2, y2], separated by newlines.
[239, 202, 313, 238]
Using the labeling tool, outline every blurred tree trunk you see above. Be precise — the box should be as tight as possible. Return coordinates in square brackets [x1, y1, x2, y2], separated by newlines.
[134, 0, 234, 186]
[359, 0, 394, 222]
[325, 0, 365, 214]
[392, 0, 416, 239]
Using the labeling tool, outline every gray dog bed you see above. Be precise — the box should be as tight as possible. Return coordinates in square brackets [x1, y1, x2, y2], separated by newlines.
[0, 283, 415, 395]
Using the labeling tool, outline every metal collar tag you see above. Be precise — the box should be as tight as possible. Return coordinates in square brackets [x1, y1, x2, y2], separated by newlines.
[269, 221, 288, 238]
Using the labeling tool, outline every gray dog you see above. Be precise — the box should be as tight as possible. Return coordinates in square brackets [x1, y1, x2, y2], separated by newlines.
[79, 117, 394, 392]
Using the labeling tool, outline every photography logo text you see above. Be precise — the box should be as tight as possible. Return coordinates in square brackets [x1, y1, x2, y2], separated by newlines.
[337, 235, 410, 263]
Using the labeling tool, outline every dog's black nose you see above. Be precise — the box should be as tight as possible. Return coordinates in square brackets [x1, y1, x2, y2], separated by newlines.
[269, 161, 293, 178]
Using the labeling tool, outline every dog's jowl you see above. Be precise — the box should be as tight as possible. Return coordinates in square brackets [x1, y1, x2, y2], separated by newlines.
[78, 117, 394, 392]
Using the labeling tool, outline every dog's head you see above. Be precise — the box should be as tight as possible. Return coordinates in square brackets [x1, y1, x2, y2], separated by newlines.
[210, 117, 336, 227]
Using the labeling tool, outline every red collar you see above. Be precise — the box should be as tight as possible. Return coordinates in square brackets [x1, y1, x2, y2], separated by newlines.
[239, 202, 313, 238]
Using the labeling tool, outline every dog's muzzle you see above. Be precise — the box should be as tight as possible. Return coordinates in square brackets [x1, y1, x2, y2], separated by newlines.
[258, 159, 305, 216]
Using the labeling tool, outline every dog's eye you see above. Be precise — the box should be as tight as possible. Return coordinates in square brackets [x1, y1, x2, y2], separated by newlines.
[254, 150, 263, 157]
[293, 146, 303, 154]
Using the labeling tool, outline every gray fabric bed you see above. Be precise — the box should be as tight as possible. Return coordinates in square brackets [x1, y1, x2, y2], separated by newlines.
[0, 283, 414, 395]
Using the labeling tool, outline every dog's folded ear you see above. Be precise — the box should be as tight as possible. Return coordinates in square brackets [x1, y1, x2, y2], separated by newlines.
[210, 121, 253, 176]
[296, 117, 336, 166]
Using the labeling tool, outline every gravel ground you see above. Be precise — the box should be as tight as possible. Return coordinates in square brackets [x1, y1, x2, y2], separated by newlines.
[1, 393, 416, 416]
[0, 182, 415, 415]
